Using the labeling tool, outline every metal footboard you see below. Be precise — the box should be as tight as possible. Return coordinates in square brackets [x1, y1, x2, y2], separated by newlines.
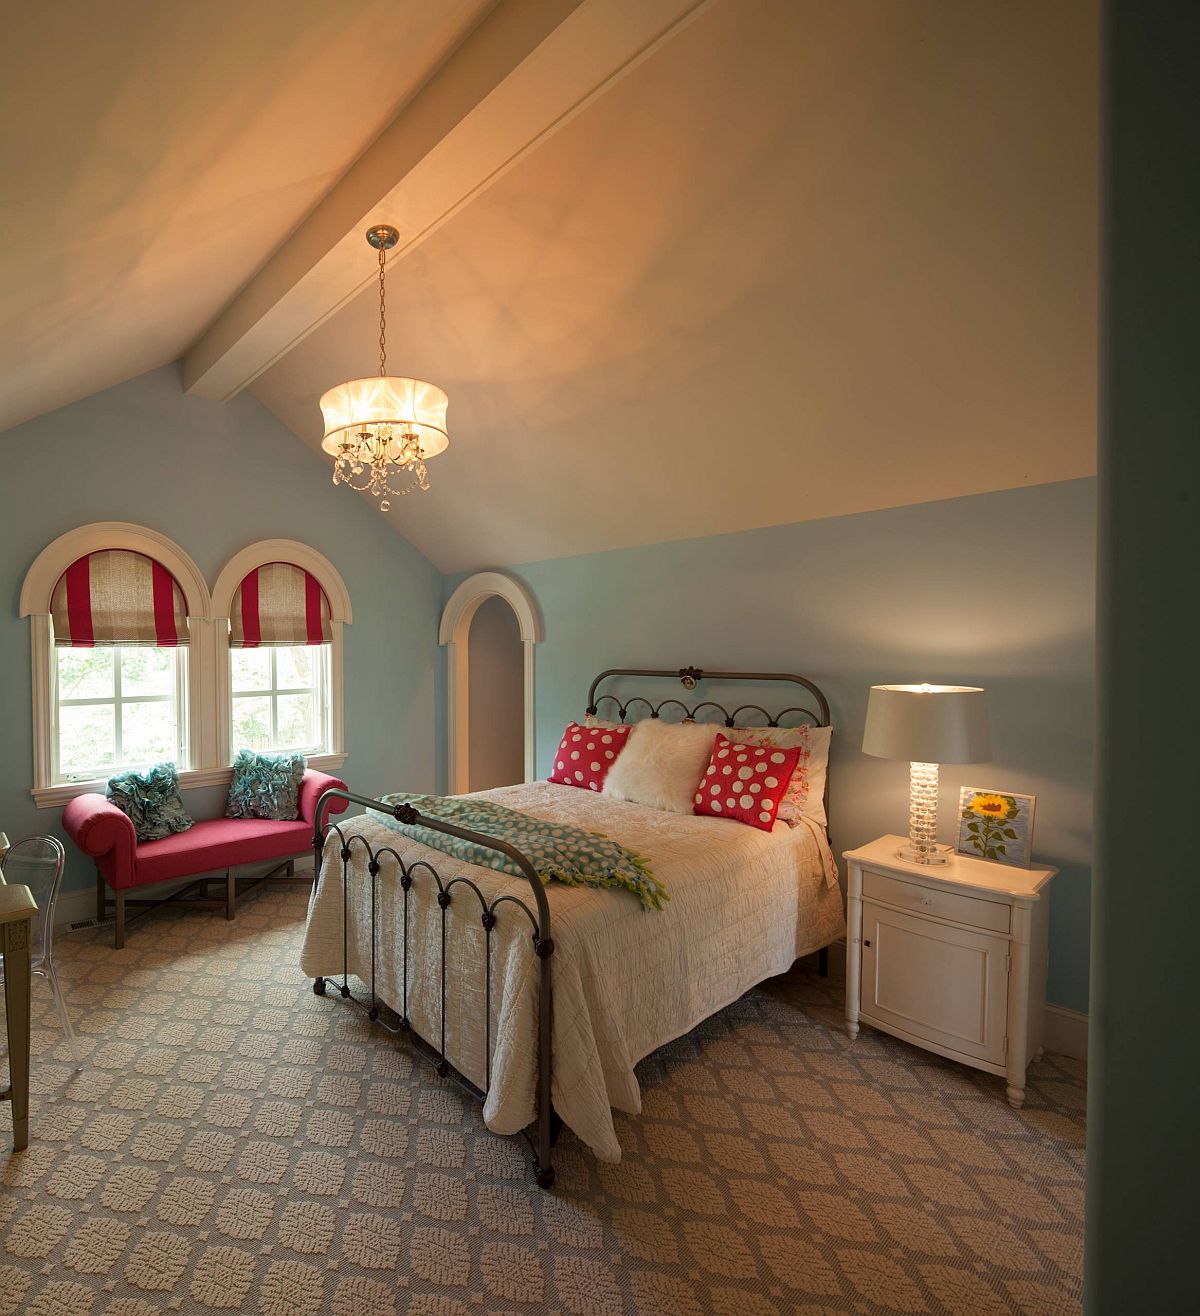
[310, 788, 558, 1188]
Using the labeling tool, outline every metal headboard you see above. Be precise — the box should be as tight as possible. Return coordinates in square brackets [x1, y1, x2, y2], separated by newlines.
[586, 666, 831, 729]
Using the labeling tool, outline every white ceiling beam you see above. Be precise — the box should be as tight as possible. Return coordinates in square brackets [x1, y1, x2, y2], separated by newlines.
[183, 0, 713, 400]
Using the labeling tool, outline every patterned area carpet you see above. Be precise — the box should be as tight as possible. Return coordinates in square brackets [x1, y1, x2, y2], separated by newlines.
[1, 886, 1086, 1316]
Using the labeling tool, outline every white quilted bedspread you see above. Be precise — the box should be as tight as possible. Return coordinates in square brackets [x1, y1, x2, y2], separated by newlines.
[298, 781, 845, 1162]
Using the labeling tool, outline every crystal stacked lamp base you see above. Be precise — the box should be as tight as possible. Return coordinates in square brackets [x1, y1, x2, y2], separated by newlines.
[896, 760, 951, 865]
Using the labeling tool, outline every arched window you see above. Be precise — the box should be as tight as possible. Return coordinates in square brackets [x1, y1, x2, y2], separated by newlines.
[21, 527, 350, 807]
[212, 541, 351, 770]
[20, 523, 211, 806]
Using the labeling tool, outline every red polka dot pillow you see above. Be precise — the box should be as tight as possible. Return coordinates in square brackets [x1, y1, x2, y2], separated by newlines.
[548, 722, 632, 791]
[724, 724, 832, 828]
[693, 732, 801, 831]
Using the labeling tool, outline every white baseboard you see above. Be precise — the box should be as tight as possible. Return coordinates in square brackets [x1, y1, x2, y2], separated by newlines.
[55, 886, 101, 929]
[1043, 1003, 1089, 1061]
[55, 854, 316, 930]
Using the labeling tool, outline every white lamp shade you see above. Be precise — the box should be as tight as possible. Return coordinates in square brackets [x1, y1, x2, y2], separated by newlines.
[862, 684, 991, 764]
[319, 376, 449, 458]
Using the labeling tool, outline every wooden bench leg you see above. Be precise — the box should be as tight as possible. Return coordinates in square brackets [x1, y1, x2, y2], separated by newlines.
[96, 869, 106, 921]
[114, 890, 125, 950]
[226, 869, 235, 921]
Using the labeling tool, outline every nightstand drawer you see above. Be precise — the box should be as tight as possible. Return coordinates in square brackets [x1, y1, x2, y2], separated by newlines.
[862, 869, 1011, 934]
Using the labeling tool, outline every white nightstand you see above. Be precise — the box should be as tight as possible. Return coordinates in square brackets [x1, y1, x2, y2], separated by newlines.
[843, 835, 1057, 1107]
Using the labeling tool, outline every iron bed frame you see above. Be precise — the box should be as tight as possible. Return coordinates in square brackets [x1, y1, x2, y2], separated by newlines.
[309, 666, 834, 1188]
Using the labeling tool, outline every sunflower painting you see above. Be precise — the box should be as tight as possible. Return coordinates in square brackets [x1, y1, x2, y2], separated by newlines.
[956, 787, 1036, 867]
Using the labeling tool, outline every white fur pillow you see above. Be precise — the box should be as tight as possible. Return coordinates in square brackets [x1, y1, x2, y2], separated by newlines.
[602, 720, 719, 814]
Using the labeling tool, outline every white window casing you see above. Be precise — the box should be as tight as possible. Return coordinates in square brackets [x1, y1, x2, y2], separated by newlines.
[211, 539, 349, 771]
[21, 526, 350, 807]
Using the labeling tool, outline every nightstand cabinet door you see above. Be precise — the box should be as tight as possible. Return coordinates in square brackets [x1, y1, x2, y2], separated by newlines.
[860, 901, 1009, 1066]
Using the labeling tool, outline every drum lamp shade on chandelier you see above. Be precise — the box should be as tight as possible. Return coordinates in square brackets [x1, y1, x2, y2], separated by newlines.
[320, 225, 449, 511]
[862, 684, 991, 865]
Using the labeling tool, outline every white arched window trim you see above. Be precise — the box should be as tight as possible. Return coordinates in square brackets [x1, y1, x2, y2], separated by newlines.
[211, 539, 352, 773]
[439, 571, 542, 794]
[20, 522, 213, 807]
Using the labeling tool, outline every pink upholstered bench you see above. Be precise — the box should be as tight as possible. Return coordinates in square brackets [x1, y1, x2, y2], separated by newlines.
[63, 770, 348, 948]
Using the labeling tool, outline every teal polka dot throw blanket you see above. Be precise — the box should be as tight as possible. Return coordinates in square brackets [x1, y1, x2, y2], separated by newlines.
[368, 793, 667, 911]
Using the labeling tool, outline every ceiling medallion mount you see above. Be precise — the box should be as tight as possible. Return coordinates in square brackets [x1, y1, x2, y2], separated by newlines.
[365, 224, 399, 251]
[319, 225, 448, 512]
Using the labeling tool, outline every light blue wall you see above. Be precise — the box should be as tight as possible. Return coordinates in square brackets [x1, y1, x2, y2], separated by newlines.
[0, 364, 445, 895]
[449, 479, 1096, 1012]
[1, 366, 1093, 1011]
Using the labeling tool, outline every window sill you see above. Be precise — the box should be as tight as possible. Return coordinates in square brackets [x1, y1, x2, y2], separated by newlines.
[31, 752, 348, 809]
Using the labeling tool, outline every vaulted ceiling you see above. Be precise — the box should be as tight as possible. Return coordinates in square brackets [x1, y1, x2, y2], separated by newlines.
[0, 0, 491, 433]
[2, 0, 1099, 574]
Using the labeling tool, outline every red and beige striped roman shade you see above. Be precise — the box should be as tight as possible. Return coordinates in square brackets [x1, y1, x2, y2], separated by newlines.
[229, 562, 332, 648]
[51, 551, 189, 648]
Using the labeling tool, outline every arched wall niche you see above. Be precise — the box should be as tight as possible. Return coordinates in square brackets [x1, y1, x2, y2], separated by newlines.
[439, 572, 543, 793]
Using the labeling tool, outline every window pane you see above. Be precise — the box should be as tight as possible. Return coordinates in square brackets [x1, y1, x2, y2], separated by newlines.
[123, 701, 176, 764]
[120, 647, 173, 697]
[277, 693, 317, 749]
[231, 649, 270, 692]
[275, 646, 314, 690]
[57, 648, 113, 700]
[59, 704, 115, 774]
[232, 696, 272, 752]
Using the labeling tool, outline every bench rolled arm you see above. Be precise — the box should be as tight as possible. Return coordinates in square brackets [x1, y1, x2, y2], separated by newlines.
[300, 770, 349, 827]
[63, 793, 137, 885]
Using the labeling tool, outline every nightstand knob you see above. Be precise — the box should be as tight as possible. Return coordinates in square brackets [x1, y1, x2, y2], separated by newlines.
[864, 939, 871, 947]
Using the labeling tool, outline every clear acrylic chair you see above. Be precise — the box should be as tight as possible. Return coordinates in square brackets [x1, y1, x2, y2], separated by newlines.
[1, 835, 82, 1069]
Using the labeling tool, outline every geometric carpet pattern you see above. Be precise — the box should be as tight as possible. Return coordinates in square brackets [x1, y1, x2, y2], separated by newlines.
[0, 886, 1086, 1315]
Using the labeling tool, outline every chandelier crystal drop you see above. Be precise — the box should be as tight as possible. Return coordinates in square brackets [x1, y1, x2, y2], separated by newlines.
[319, 225, 448, 511]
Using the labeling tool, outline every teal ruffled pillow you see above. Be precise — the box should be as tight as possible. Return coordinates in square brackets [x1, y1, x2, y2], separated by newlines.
[226, 750, 306, 821]
[107, 762, 194, 843]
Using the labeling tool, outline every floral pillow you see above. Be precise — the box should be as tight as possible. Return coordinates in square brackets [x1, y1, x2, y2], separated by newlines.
[226, 750, 307, 821]
[693, 733, 801, 831]
[107, 761, 194, 843]
[724, 723, 832, 827]
[549, 722, 632, 791]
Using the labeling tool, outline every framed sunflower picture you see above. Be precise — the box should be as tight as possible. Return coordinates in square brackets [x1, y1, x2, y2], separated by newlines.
[956, 787, 1036, 867]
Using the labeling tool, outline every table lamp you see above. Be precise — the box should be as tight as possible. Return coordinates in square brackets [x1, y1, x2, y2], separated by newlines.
[0, 832, 9, 865]
[862, 684, 990, 864]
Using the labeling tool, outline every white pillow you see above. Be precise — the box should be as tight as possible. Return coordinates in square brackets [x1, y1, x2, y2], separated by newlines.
[602, 720, 719, 815]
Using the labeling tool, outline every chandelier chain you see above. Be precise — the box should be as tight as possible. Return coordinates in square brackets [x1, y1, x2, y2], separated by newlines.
[378, 244, 387, 377]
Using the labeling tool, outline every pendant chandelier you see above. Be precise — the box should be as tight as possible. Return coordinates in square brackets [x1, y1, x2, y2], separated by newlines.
[319, 225, 449, 511]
